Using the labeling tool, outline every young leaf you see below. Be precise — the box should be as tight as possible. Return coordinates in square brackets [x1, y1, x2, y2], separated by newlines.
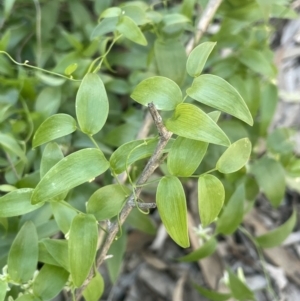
[51, 202, 77, 234]
[216, 138, 252, 174]
[33, 264, 69, 301]
[250, 156, 285, 207]
[32, 114, 77, 148]
[165, 103, 230, 147]
[0, 132, 27, 162]
[216, 184, 245, 235]
[76, 73, 109, 136]
[0, 188, 42, 217]
[116, 16, 147, 45]
[256, 210, 297, 248]
[8, 221, 38, 283]
[186, 42, 216, 77]
[198, 175, 225, 227]
[69, 214, 98, 287]
[83, 271, 104, 301]
[167, 137, 208, 177]
[193, 284, 231, 301]
[0, 281, 7, 301]
[186, 75, 253, 126]
[177, 237, 217, 262]
[156, 176, 189, 248]
[87, 184, 131, 220]
[31, 148, 109, 204]
[130, 76, 182, 111]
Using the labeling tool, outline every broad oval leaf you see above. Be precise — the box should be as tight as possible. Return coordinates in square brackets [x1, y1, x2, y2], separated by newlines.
[0, 188, 42, 217]
[51, 202, 77, 234]
[168, 137, 208, 177]
[186, 74, 253, 126]
[165, 103, 230, 147]
[76, 73, 109, 136]
[186, 42, 216, 77]
[0, 132, 27, 162]
[177, 237, 217, 262]
[31, 149, 109, 204]
[198, 175, 225, 227]
[156, 176, 189, 248]
[83, 271, 104, 301]
[69, 214, 98, 287]
[256, 210, 297, 248]
[131, 76, 182, 111]
[91, 17, 118, 39]
[8, 221, 38, 283]
[216, 184, 244, 235]
[117, 16, 147, 45]
[216, 138, 252, 174]
[87, 184, 131, 220]
[32, 114, 77, 148]
[33, 264, 69, 301]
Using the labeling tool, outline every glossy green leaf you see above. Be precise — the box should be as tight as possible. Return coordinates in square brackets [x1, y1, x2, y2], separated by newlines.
[156, 176, 189, 248]
[0, 188, 42, 217]
[8, 221, 38, 283]
[198, 175, 225, 227]
[154, 39, 186, 85]
[227, 269, 255, 301]
[250, 156, 285, 207]
[165, 103, 230, 147]
[32, 114, 77, 148]
[91, 17, 118, 39]
[31, 148, 109, 204]
[186, 42, 216, 77]
[40, 142, 64, 178]
[0, 281, 7, 301]
[83, 271, 104, 301]
[69, 214, 98, 287]
[0, 132, 27, 162]
[216, 138, 251, 174]
[194, 285, 231, 301]
[127, 208, 156, 235]
[51, 202, 77, 234]
[168, 137, 208, 176]
[117, 16, 147, 45]
[178, 237, 217, 262]
[256, 210, 297, 248]
[216, 185, 245, 235]
[131, 76, 182, 111]
[186, 75, 253, 126]
[76, 73, 109, 136]
[33, 264, 69, 301]
[42, 238, 69, 271]
[87, 184, 131, 220]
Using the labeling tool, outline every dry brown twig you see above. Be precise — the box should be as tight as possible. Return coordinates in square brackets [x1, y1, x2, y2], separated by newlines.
[75, 0, 223, 299]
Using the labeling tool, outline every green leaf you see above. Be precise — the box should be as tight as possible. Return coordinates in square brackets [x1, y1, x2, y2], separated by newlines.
[91, 17, 119, 39]
[227, 269, 255, 301]
[181, 0, 196, 19]
[186, 42, 216, 77]
[83, 271, 104, 301]
[216, 184, 245, 235]
[122, 5, 148, 25]
[32, 114, 77, 148]
[31, 148, 109, 204]
[194, 285, 231, 301]
[167, 137, 208, 176]
[154, 39, 186, 85]
[87, 184, 131, 220]
[76, 73, 109, 136]
[0, 281, 7, 301]
[40, 142, 64, 178]
[156, 176, 189, 248]
[186, 75, 253, 126]
[51, 202, 77, 234]
[0, 132, 27, 162]
[42, 238, 69, 271]
[198, 175, 225, 227]
[35, 87, 61, 117]
[100, 7, 122, 19]
[8, 221, 38, 283]
[0, 188, 42, 217]
[216, 138, 251, 174]
[69, 214, 98, 287]
[256, 210, 297, 248]
[250, 156, 285, 207]
[38, 242, 60, 267]
[33, 264, 69, 301]
[127, 209, 157, 235]
[117, 16, 147, 45]
[15, 295, 40, 301]
[131, 76, 182, 111]
[178, 237, 217, 262]
[65, 63, 78, 76]
[165, 103, 230, 147]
